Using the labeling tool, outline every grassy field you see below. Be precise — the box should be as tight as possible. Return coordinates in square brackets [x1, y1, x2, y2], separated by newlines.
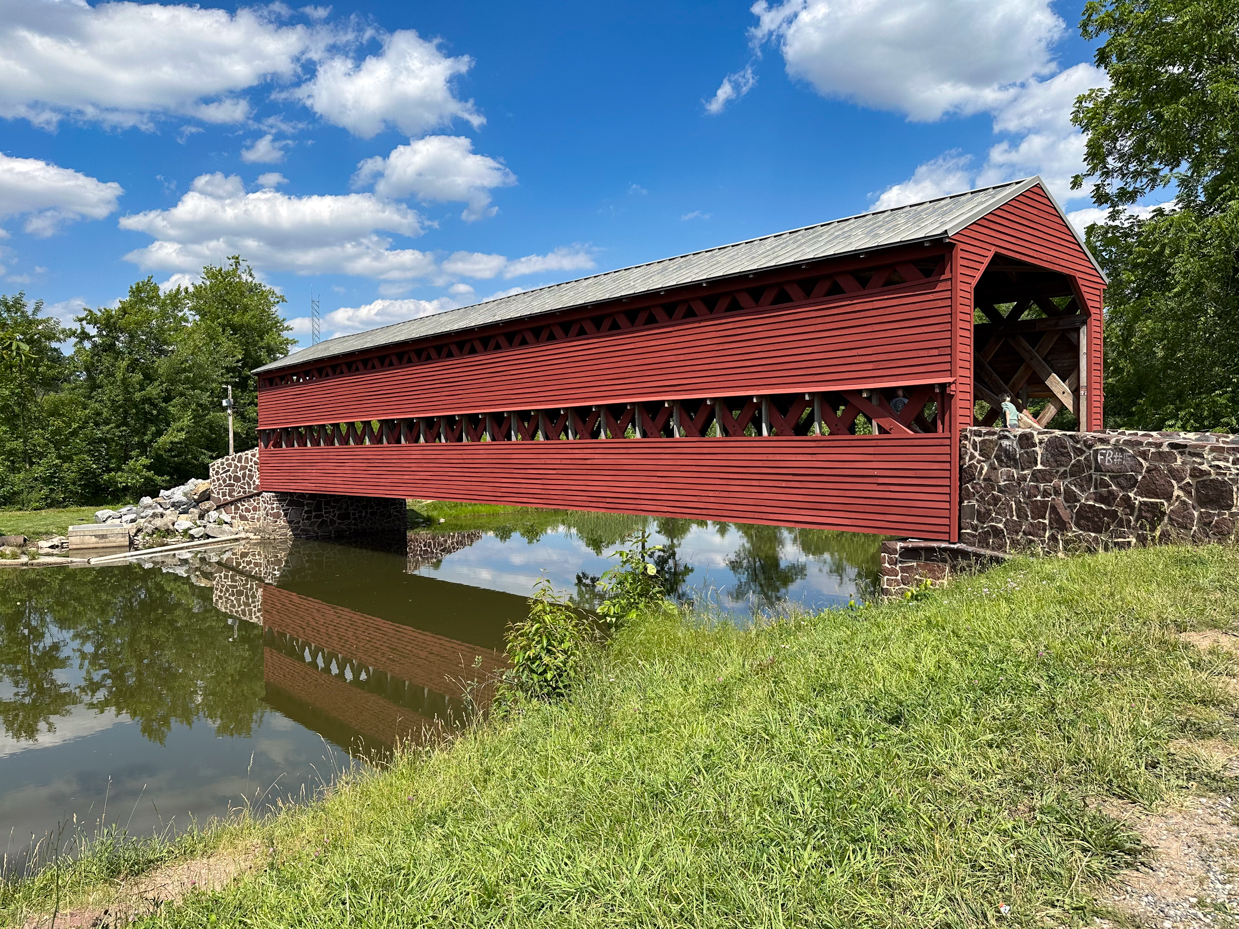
[0, 505, 115, 540]
[4, 545, 1239, 927]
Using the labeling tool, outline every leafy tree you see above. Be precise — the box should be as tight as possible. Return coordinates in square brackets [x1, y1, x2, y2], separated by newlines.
[184, 257, 294, 449]
[0, 295, 74, 506]
[1074, 0, 1239, 211]
[74, 279, 189, 498]
[1072, 0, 1239, 431]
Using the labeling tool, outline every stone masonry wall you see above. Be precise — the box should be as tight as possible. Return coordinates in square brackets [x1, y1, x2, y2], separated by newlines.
[209, 450, 406, 540]
[960, 427, 1239, 553]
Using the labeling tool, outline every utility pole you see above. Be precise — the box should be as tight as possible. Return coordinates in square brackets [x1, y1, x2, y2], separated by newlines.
[311, 292, 322, 345]
[223, 385, 235, 456]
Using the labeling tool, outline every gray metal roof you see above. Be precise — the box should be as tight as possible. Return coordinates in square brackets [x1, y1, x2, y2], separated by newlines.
[258, 176, 1088, 374]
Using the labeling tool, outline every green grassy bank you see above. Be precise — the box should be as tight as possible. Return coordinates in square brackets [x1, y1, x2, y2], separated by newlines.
[5, 545, 1239, 927]
[0, 506, 116, 541]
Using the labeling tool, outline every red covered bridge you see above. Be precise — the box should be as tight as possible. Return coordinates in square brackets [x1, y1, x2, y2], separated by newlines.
[254, 178, 1105, 542]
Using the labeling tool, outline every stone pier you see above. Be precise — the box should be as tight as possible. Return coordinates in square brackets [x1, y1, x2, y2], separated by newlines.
[209, 449, 406, 539]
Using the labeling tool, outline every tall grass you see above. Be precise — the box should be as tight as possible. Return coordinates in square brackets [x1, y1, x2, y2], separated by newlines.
[6, 545, 1239, 927]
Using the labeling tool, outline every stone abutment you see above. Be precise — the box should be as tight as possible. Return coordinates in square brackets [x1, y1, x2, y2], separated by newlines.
[210, 449, 406, 539]
[881, 427, 1239, 597]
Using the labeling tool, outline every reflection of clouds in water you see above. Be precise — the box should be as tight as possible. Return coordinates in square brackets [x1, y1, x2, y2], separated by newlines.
[0, 707, 125, 759]
[420, 531, 609, 599]
[418, 520, 862, 615]
[0, 701, 349, 859]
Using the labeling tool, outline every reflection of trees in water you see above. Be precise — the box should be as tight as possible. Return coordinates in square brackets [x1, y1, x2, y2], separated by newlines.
[792, 528, 884, 603]
[725, 524, 808, 610]
[0, 567, 265, 745]
[469, 505, 882, 608]
[0, 600, 75, 741]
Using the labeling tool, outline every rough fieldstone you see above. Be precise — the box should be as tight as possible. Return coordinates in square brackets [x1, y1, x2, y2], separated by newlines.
[189, 527, 208, 539]
[1167, 500, 1197, 531]
[0, 534, 28, 548]
[95, 509, 119, 524]
[120, 513, 137, 525]
[199, 500, 216, 513]
[192, 480, 212, 503]
[173, 519, 194, 533]
[1073, 503, 1115, 534]
[1136, 470, 1175, 501]
[1195, 478, 1235, 510]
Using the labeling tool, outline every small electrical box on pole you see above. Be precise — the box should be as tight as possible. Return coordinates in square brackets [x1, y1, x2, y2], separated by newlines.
[222, 386, 234, 456]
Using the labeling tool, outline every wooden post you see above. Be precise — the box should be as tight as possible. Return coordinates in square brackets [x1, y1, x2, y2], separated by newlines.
[812, 393, 822, 436]
[225, 385, 234, 456]
[1078, 325, 1089, 431]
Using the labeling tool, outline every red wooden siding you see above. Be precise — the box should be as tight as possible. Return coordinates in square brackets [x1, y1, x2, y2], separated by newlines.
[953, 185, 1107, 428]
[259, 435, 956, 538]
[258, 270, 953, 430]
[262, 585, 503, 696]
[264, 648, 434, 748]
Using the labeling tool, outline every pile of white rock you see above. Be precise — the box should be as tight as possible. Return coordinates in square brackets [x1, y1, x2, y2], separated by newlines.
[94, 478, 242, 546]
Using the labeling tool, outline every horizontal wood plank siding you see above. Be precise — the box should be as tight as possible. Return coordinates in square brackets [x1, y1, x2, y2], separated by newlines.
[262, 586, 503, 694]
[258, 281, 954, 429]
[259, 435, 955, 538]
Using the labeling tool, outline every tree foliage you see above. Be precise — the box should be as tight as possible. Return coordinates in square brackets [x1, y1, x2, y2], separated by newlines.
[0, 257, 292, 508]
[1072, 0, 1239, 431]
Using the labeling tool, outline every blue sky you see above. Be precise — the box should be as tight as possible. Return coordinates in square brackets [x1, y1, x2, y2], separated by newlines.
[0, 0, 1117, 350]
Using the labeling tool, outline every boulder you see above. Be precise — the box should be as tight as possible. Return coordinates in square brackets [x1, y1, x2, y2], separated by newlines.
[206, 510, 220, 524]
[119, 505, 138, 516]
[173, 519, 194, 533]
[199, 501, 216, 514]
[189, 527, 208, 539]
[139, 496, 153, 506]
[219, 513, 232, 525]
[192, 480, 212, 503]
[204, 525, 236, 538]
[95, 509, 119, 524]
[120, 513, 138, 525]
[0, 534, 28, 548]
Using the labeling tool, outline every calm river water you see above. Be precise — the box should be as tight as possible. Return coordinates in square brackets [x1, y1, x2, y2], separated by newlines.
[0, 507, 880, 868]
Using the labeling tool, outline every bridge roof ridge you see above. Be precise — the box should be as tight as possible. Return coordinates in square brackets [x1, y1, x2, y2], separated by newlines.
[257, 177, 1043, 374]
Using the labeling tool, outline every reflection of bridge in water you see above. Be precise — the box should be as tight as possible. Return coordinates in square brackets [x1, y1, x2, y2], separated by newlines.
[210, 532, 519, 755]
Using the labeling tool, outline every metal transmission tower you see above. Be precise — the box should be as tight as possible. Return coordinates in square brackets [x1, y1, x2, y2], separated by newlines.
[310, 293, 322, 345]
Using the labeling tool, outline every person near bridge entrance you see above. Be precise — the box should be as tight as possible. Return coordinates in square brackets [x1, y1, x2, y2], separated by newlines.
[999, 393, 1021, 429]
[889, 387, 909, 416]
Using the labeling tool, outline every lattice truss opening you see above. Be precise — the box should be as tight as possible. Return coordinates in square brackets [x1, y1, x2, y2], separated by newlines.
[260, 387, 949, 450]
[972, 256, 1088, 429]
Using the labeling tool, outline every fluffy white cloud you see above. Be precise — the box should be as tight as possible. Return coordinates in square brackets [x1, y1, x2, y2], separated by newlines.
[751, 0, 1065, 121]
[255, 172, 288, 189]
[440, 247, 595, 280]
[873, 64, 1108, 211]
[500, 246, 596, 279]
[119, 172, 594, 288]
[298, 30, 482, 138]
[241, 134, 292, 164]
[0, 1, 310, 128]
[441, 251, 508, 279]
[0, 152, 123, 236]
[705, 65, 756, 115]
[870, 151, 973, 210]
[975, 63, 1107, 199]
[321, 296, 458, 334]
[1065, 202, 1164, 236]
[120, 172, 434, 279]
[355, 135, 515, 221]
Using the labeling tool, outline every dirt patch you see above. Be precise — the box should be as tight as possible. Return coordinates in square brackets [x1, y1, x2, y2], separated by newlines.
[18, 845, 260, 928]
[1098, 796, 1239, 928]
[1182, 631, 1239, 655]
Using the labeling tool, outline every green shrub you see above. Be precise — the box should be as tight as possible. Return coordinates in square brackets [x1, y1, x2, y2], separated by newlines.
[501, 577, 595, 702]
